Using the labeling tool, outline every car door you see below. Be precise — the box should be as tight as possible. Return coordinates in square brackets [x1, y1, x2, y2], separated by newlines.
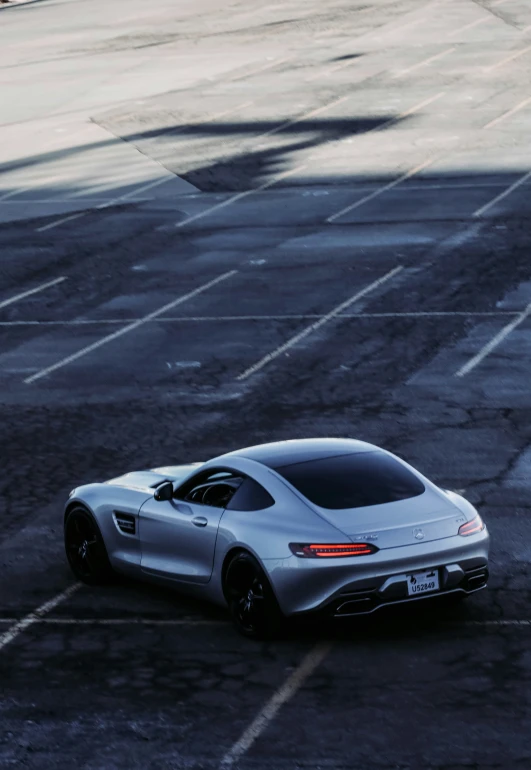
[138, 468, 242, 584]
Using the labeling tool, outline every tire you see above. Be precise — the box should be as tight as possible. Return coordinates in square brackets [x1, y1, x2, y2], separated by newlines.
[224, 552, 284, 640]
[64, 506, 115, 585]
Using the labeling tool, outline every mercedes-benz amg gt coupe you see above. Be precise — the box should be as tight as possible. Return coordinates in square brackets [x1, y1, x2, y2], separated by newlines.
[64, 438, 489, 638]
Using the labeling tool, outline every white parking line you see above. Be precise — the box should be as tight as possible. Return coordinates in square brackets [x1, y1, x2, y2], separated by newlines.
[0, 185, 37, 202]
[345, 0, 443, 47]
[24, 270, 237, 384]
[236, 266, 403, 381]
[225, 56, 293, 83]
[0, 310, 519, 328]
[31, 100, 252, 226]
[483, 96, 531, 129]
[220, 642, 331, 768]
[0, 618, 226, 626]
[392, 48, 455, 79]
[455, 301, 531, 377]
[36, 211, 87, 232]
[142, 101, 254, 152]
[0, 583, 81, 652]
[175, 164, 307, 228]
[305, 58, 359, 82]
[95, 175, 177, 210]
[463, 619, 531, 626]
[0, 198, 144, 205]
[0, 174, 65, 203]
[473, 169, 531, 217]
[352, 16, 426, 45]
[0, 276, 67, 310]
[1, 616, 530, 628]
[36, 176, 179, 231]
[166, 100, 255, 133]
[484, 44, 531, 73]
[447, 16, 490, 37]
[254, 96, 349, 142]
[365, 92, 446, 135]
[310, 92, 446, 160]
[327, 159, 435, 222]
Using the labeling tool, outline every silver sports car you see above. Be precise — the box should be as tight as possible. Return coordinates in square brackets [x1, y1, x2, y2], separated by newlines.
[64, 438, 489, 638]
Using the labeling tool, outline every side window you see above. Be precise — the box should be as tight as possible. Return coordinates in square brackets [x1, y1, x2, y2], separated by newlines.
[174, 468, 243, 508]
[226, 478, 275, 511]
[198, 481, 242, 508]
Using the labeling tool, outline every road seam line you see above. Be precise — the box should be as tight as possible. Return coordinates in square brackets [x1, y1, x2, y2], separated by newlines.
[236, 266, 403, 381]
[24, 270, 237, 384]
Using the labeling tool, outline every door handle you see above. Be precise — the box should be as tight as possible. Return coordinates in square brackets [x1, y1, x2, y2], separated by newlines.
[192, 516, 208, 527]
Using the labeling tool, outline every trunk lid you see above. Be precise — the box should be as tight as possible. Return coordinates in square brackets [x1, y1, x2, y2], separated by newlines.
[313, 488, 465, 549]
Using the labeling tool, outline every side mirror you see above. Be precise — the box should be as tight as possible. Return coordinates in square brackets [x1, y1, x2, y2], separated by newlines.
[154, 481, 173, 501]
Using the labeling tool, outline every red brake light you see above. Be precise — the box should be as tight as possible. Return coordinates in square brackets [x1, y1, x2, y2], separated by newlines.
[458, 514, 484, 536]
[289, 543, 378, 558]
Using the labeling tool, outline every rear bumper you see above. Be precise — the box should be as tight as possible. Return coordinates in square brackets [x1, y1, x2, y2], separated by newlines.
[324, 563, 488, 618]
[265, 529, 489, 616]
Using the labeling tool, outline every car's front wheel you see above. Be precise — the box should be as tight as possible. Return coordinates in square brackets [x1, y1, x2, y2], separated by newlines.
[64, 506, 114, 585]
[224, 552, 284, 639]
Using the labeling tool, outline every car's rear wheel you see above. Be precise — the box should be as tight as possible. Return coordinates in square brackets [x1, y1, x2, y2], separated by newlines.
[64, 507, 114, 585]
[224, 552, 284, 640]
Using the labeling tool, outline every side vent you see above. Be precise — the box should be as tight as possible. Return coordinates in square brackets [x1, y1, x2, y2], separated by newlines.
[114, 511, 136, 536]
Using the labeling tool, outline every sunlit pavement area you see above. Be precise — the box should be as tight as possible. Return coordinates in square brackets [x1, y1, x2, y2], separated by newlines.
[2, 0, 531, 767]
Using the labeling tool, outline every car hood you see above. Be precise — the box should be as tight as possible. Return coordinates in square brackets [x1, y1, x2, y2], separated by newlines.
[104, 463, 203, 492]
[312, 488, 470, 549]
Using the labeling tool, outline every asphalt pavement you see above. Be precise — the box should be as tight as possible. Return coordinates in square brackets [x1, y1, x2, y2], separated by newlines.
[1, 0, 531, 767]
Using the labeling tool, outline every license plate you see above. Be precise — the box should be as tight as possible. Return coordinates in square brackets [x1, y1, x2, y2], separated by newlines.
[407, 569, 439, 596]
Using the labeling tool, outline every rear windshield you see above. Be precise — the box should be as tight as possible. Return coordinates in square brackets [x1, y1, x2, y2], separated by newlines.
[272, 451, 425, 510]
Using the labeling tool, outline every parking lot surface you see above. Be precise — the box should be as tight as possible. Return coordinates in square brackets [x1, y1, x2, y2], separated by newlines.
[1, 0, 531, 767]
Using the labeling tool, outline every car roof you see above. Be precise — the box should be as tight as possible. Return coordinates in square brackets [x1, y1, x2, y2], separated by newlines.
[217, 437, 378, 468]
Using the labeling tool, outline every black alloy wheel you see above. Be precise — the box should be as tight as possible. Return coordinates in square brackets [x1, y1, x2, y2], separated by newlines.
[224, 552, 283, 640]
[64, 507, 114, 585]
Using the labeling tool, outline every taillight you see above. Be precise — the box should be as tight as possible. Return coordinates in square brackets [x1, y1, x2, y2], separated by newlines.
[289, 543, 378, 558]
[458, 514, 485, 536]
